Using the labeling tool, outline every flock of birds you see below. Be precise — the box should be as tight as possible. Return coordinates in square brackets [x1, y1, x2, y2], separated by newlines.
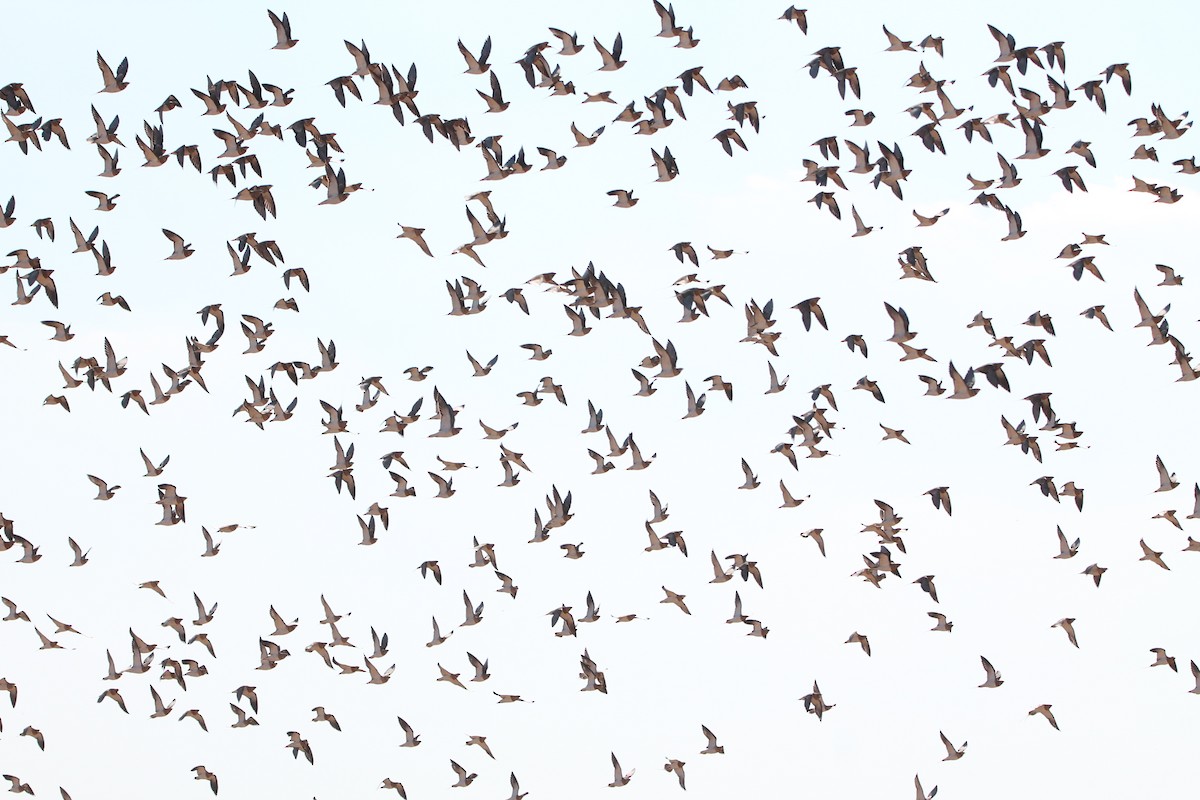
[1, 3, 1197, 798]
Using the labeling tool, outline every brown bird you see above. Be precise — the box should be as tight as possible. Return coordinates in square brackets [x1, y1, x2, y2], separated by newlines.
[191, 766, 218, 795]
[68, 538, 90, 567]
[663, 758, 687, 790]
[714, 128, 747, 156]
[940, 731, 966, 760]
[3, 597, 30, 622]
[449, 759, 477, 788]
[0, 678, 18, 706]
[978, 656, 1003, 687]
[397, 716, 421, 747]
[609, 752, 635, 787]
[845, 632, 871, 656]
[97, 688, 129, 713]
[607, 189, 638, 208]
[1052, 618, 1079, 648]
[437, 663, 467, 689]
[87, 475, 121, 500]
[1029, 704, 1059, 730]
[1, 777, 32, 796]
[35, 626, 65, 650]
[1139, 539, 1170, 570]
[285, 731, 314, 763]
[312, 706, 342, 731]
[801, 681, 834, 720]
[466, 734, 495, 758]
[1150, 647, 1178, 672]
[267, 10, 298, 49]
[593, 34, 626, 71]
[19, 726, 44, 751]
[96, 52, 130, 93]
[179, 708, 208, 731]
[381, 779, 407, 797]
[229, 703, 258, 728]
[660, 586, 691, 614]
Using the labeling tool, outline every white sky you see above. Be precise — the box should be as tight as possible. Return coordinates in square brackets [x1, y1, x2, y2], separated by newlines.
[1, 1, 1198, 798]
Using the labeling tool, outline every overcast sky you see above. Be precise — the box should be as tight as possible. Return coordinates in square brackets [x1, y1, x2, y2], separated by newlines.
[1, 1, 1198, 798]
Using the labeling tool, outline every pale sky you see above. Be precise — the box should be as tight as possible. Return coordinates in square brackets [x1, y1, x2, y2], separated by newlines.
[1, 1, 1198, 799]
